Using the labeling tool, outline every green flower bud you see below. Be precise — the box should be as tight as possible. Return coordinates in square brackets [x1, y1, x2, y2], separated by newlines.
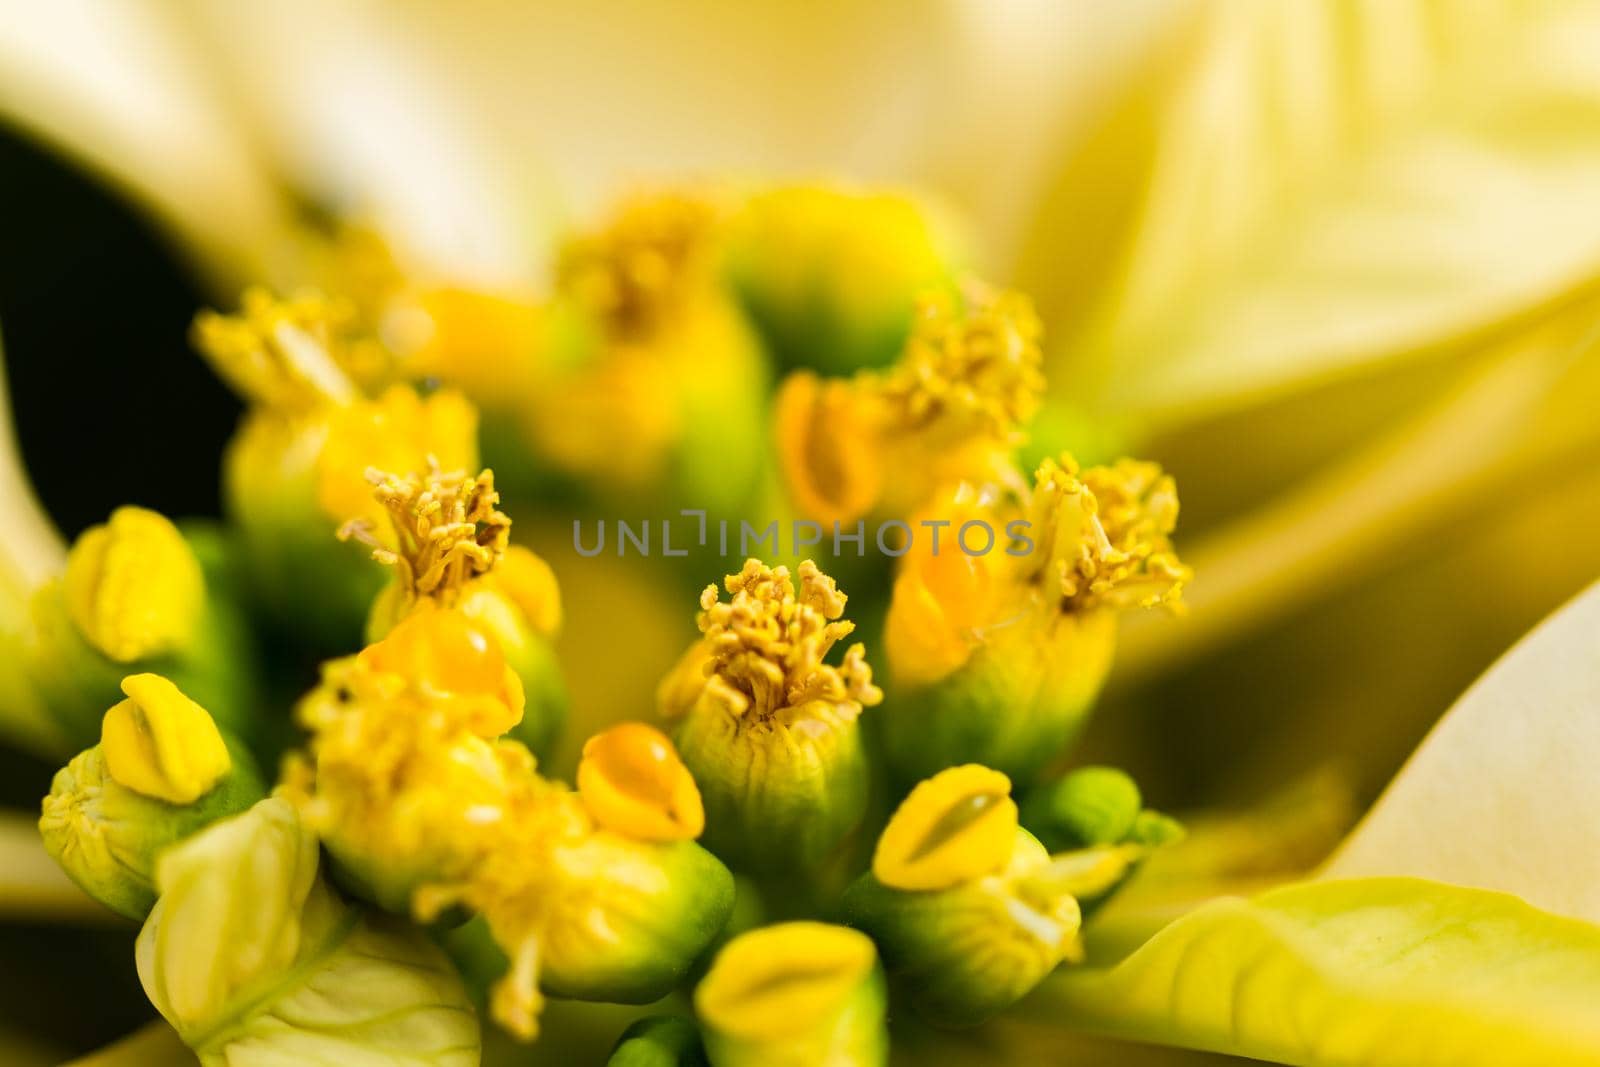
[724, 185, 963, 375]
[844, 765, 1083, 1027]
[843, 827, 1082, 1027]
[1128, 808, 1186, 847]
[138, 797, 480, 1066]
[608, 1015, 710, 1067]
[540, 834, 736, 1004]
[1020, 766, 1143, 851]
[38, 679, 264, 920]
[666, 561, 882, 876]
[695, 922, 887, 1067]
[881, 453, 1189, 786]
[879, 609, 1117, 787]
[1020, 768, 1183, 916]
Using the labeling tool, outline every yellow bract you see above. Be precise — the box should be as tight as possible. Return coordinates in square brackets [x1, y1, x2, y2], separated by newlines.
[64, 507, 204, 663]
[100, 674, 229, 805]
[577, 722, 703, 841]
[873, 764, 1018, 890]
[696, 921, 877, 1042]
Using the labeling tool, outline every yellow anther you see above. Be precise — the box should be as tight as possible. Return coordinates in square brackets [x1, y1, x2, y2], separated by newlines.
[1028, 455, 1191, 612]
[191, 287, 367, 410]
[577, 723, 704, 841]
[358, 607, 524, 737]
[873, 765, 1019, 890]
[696, 922, 878, 1042]
[100, 674, 230, 805]
[340, 463, 510, 607]
[315, 384, 478, 527]
[695, 559, 882, 722]
[880, 287, 1044, 438]
[64, 507, 204, 663]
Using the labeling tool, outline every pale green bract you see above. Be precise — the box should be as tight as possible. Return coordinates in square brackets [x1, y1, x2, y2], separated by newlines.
[1035, 877, 1600, 1066]
[136, 797, 480, 1066]
[1023, 579, 1600, 1066]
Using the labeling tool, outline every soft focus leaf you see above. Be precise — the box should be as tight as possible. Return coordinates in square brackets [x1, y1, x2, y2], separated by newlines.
[1019, 0, 1600, 428]
[1325, 578, 1600, 923]
[1032, 878, 1600, 1066]
[1114, 303, 1600, 684]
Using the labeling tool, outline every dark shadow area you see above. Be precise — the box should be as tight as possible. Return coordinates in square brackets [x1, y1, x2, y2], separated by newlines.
[0, 122, 238, 541]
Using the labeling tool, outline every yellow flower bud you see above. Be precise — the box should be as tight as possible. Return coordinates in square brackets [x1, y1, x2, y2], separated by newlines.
[100, 674, 231, 805]
[696, 922, 886, 1067]
[406, 287, 544, 404]
[316, 383, 478, 528]
[489, 545, 563, 638]
[578, 723, 704, 841]
[873, 764, 1018, 890]
[64, 508, 204, 663]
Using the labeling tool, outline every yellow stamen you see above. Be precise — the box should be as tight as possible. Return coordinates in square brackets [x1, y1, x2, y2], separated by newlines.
[191, 287, 369, 410]
[100, 674, 230, 805]
[879, 287, 1044, 439]
[1029, 455, 1191, 612]
[288, 655, 534, 896]
[695, 922, 877, 1042]
[557, 192, 719, 339]
[357, 607, 525, 737]
[695, 559, 882, 722]
[341, 463, 510, 608]
[64, 507, 204, 663]
[577, 723, 704, 841]
[410, 756, 589, 1042]
[873, 764, 1018, 890]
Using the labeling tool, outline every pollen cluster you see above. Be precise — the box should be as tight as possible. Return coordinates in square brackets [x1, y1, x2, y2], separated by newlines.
[693, 559, 882, 721]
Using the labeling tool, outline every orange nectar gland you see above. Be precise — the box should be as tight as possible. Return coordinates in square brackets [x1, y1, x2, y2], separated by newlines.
[358, 608, 525, 737]
[578, 723, 705, 841]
